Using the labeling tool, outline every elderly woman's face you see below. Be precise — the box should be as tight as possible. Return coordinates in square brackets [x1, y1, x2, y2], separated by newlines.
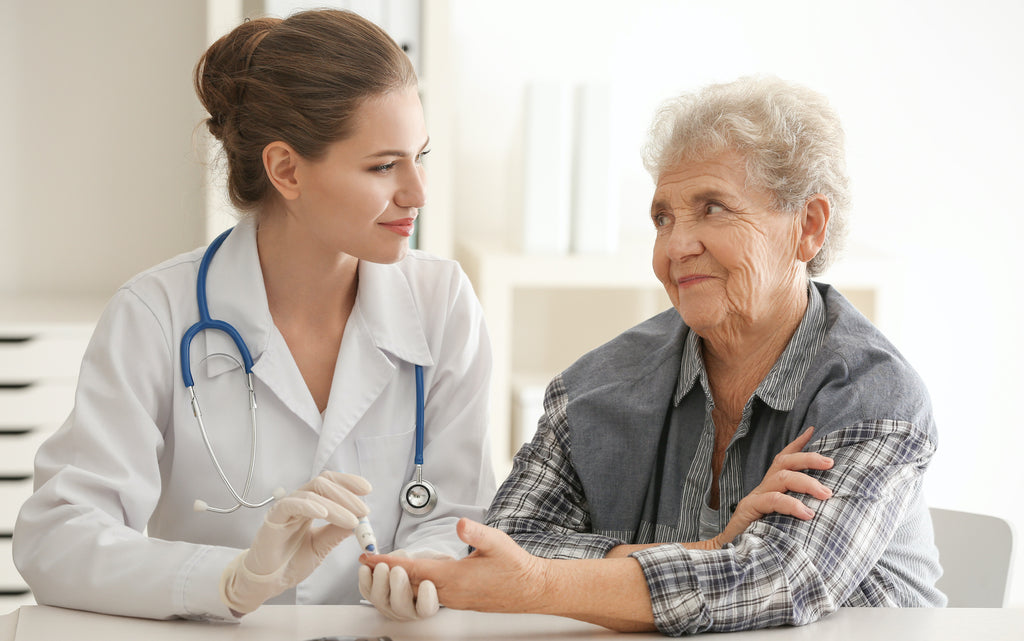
[650, 151, 807, 338]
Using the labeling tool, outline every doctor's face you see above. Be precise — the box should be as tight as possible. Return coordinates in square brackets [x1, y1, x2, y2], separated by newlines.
[291, 87, 429, 264]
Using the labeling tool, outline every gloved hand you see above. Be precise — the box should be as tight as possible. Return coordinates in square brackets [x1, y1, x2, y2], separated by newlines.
[358, 549, 451, 620]
[220, 471, 372, 616]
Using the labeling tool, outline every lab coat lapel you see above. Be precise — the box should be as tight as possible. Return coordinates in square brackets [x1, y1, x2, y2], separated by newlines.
[252, 329, 325, 432]
[312, 305, 395, 470]
[313, 259, 435, 471]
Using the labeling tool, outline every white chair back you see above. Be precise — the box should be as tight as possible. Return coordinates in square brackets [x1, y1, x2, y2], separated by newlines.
[930, 507, 1015, 607]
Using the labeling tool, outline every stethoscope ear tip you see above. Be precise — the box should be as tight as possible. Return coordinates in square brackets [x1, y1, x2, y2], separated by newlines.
[272, 487, 287, 500]
[193, 499, 209, 512]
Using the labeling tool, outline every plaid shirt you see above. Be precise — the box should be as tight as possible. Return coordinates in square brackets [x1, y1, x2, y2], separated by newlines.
[487, 284, 943, 635]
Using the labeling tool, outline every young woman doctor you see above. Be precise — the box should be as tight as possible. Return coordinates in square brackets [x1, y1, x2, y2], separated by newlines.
[13, 9, 495, 622]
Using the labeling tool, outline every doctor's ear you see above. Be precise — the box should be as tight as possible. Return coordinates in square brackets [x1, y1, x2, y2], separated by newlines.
[263, 141, 302, 201]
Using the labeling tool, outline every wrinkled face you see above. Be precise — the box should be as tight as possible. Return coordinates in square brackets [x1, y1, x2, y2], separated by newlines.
[650, 151, 806, 339]
[292, 87, 429, 264]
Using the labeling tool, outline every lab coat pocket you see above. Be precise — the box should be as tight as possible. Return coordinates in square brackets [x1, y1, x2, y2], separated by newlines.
[355, 427, 416, 552]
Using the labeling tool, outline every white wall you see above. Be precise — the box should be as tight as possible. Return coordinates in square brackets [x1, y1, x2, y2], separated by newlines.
[0, 0, 208, 298]
[444, 0, 1024, 606]
[4, 0, 1021, 608]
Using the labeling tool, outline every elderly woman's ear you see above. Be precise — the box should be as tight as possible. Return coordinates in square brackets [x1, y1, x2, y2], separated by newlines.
[797, 194, 831, 264]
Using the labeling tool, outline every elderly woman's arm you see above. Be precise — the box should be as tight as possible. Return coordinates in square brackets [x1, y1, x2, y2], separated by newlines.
[629, 419, 937, 635]
[365, 518, 659, 632]
[606, 426, 833, 557]
[361, 427, 836, 633]
[364, 418, 935, 636]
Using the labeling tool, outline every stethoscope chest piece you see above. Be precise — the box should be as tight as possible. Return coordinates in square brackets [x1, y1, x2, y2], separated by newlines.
[400, 468, 437, 516]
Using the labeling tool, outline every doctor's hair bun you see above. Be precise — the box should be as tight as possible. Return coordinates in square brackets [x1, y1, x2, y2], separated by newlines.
[194, 17, 279, 143]
[193, 9, 417, 212]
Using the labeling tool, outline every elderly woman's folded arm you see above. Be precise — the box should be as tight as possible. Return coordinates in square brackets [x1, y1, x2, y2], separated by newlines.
[627, 419, 936, 636]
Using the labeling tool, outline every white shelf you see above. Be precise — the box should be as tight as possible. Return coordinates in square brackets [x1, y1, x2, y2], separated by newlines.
[457, 242, 665, 473]
[0, 297, 102, 607]
[0, 297, 106, 333]
[458, 241, 659, 290]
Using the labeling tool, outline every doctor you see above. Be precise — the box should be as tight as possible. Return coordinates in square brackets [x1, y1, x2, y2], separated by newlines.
[13, 9, 495, 622]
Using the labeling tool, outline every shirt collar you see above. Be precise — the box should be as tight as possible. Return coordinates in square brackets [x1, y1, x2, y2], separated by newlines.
[674, 281, 827, 411]
[676, 327, 706, 405]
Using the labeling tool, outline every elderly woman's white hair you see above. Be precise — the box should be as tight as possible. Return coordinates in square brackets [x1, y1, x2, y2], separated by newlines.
[642, 75, 850, 276]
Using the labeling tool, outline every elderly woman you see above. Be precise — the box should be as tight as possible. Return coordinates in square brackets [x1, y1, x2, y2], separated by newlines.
[362, 76, 945, 635]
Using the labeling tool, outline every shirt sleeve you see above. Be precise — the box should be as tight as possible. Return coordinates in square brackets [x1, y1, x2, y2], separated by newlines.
[486, 375, 622, 559]
[631, 419, 937, 636]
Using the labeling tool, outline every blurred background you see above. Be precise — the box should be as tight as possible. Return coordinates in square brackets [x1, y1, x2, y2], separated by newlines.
[1, 0, 1021, 608]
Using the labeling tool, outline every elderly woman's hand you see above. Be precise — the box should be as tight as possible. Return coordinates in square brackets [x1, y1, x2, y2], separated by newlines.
[360, 518, 551, 614]
[607, 427, 832, 557]
[712, 426, 833, 547]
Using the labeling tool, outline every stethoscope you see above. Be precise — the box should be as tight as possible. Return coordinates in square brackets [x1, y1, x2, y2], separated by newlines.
[181, 227, 438, 517]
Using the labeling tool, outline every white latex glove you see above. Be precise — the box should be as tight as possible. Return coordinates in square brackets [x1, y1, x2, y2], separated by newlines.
[221, 471, 372, 615]
[358, 549, 451, 620]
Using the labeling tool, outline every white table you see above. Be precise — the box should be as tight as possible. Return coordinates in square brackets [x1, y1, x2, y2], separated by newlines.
[2, 604, 1023, 640]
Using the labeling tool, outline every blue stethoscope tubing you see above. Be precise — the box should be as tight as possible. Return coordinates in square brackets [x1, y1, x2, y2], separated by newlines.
[400, 364, 437, 516]
[182, 228, 268, 514]
[415, 364, 425, 465]
[181, 228, 253, 387]
[182, 226, 436, 516]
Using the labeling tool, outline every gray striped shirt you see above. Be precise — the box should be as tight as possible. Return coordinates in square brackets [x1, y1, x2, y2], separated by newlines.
[671, 280, 827, 541]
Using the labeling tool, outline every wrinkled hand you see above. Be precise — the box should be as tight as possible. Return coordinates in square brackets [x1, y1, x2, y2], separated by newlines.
[714, 426, 833, 547]
[361, 519, 549, 614]
[358, 549, 451, 620]
[221, 471, 372, 615]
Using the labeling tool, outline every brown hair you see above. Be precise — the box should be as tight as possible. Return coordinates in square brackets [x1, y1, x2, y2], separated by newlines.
[194, 9, 417, 212]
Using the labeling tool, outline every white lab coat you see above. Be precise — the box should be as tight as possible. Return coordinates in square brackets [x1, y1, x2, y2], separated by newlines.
[13, 218, 496, 620]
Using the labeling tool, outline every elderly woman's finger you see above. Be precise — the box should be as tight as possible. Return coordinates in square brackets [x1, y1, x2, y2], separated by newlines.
[769, 470, 833, 500]
[779, 426, 816, 455]
[772, 450, 834, 474]
[738, 492, 815, 522]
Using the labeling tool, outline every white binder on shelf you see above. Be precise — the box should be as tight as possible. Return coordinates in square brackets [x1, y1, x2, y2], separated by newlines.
[571, 83, 618, 254]
[520, 81, 573, 255]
